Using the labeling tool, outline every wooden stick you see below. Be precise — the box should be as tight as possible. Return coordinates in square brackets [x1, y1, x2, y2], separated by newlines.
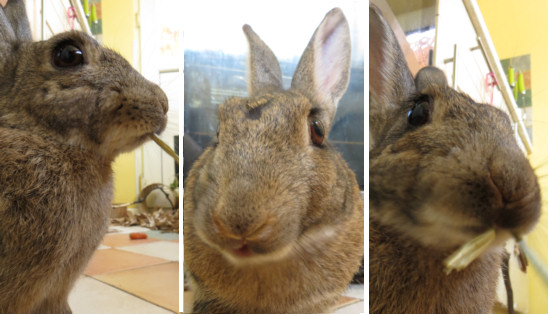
[149, 133, 179, 163]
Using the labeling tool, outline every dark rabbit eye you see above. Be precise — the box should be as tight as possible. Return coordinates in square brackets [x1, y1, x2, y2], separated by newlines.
[309, 119, 325, 146]
[53, 43, 84, 68]
[408, 101, 430, 126]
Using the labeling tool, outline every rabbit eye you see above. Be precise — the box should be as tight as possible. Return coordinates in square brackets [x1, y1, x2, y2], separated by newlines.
[53, 43, 84, 68]
[309, 119, 325, 146]
[408, 101, 430, 126]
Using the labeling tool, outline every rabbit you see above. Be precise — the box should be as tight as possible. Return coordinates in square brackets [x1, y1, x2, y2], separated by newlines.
[184, 7, 364, 314]
[0, 1, 168, 313]
[369, 3, 540, 314]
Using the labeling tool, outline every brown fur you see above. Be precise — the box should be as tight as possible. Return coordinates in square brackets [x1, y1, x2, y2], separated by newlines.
[0, 2, 168, 312]
[369, 3, 540, 313]
[184, 8, 364, 313]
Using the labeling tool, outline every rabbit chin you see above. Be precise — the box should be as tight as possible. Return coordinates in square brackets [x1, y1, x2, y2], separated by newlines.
[65, 131, 148, 158]
[198, 224, 338, 267]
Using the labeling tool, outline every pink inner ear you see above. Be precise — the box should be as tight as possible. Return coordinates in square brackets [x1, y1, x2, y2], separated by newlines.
[315, 20, 348, 101]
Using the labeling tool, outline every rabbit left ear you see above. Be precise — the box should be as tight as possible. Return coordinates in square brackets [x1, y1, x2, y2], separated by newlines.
[291, 8, 351, 132]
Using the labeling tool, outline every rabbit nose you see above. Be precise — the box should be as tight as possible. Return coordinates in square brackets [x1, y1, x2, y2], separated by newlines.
[211, 211, 275, 243]
[211, 211, 242, 239]
[154, 85, 169, 114]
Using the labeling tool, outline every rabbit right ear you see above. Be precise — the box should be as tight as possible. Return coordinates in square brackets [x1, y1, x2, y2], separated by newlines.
[0, 4, 16, 41]
[3, 0, 32, 41]
[0, 0, 31, 42]
[243, 24, 283, 97]
[369, 4, 415, 148]
[414, 66, 448, 92]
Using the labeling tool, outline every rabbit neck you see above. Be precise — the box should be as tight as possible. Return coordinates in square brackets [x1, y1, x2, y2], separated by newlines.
[0, 126, 113, 312]
[370, 218, 501, 313]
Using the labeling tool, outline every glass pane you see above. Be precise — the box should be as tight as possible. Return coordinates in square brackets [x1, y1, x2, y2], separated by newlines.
[183, 1, 365, 189]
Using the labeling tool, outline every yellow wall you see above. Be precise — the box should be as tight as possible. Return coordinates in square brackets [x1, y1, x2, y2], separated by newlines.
[101, 0, 138, 204]
[477, 1, 548, 313]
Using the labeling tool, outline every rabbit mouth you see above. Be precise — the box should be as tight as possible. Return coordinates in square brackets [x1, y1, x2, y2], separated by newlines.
[154, 114, 168, 135]
[220, 242, 294, 266]
[232, 244, 253, 257]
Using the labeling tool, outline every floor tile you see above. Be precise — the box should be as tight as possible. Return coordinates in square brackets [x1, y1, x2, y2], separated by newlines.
[83, 248, 170, 276]
[342, 284, 364, 300]
[102, 233, 159, 248]
[335, 295, 361, 308]
[108, 225, 151, 234]
[68, 276, 172, 314]
[95, 262, 179, 313]
[183, 290, 194, 313]
[146, 230, 179, 241]
[334, 300, 364, 314]
[117, 241, 179, 262]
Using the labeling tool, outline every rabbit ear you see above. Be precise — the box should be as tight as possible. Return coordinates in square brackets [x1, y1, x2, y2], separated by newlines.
[369, 4, 415, 149]
[291, 8, 351, 132]
[415, 66, 448, 92]
[3, 0, 32, 41]
[243, 24, 283, 97]
[0, 4, 16, 41]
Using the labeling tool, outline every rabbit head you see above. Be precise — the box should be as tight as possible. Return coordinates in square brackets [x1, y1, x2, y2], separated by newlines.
[188, 8, 356, 266]
[0, 3, 167, 161]
[369, 3, 540, 250]
[185, 8, 363, 313]
[0, 1, 168, 312]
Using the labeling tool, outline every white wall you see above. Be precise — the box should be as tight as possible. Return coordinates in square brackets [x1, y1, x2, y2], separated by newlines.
[136, 0, 183, 207]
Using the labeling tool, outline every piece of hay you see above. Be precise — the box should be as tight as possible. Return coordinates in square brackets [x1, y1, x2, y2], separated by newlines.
[443, 228, 495, 274]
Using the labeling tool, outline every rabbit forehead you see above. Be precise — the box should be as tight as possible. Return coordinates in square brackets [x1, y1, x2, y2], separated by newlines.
[46, 31, 98, 47]
[218, 91, 311, 140]
[423, 85, 513, 133]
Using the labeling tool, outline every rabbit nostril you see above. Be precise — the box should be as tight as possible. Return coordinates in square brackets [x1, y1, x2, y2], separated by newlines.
[160, 100, 168, 114]
[487, 173, 504, 209]
[212, 212, 242, 239]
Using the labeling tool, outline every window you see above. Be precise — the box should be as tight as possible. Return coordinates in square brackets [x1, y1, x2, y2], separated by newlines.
[183, 1, 365, 188]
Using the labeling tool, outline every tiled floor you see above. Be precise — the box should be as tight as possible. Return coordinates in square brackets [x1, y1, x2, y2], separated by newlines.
[334, 284, 365, 314]
[69, 225, 363, 313]
[68, 226, 179, 313]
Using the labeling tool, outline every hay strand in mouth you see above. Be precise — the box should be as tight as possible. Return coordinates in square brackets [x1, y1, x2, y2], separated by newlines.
[443, 228, 496, 274]
[149, 133, 179, 163]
